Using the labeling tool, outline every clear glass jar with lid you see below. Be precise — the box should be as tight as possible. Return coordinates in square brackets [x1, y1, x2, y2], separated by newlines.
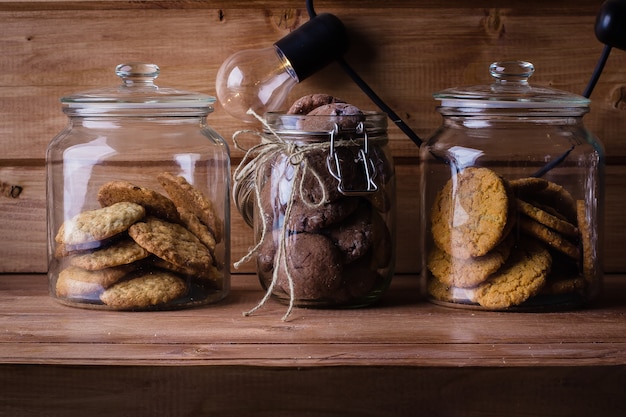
[46, 63, 230, 310]
[420, 61, 604, 311]
[233, 111, 395, 315]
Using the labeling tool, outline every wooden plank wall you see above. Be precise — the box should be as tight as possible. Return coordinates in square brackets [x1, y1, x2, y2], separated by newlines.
[1, 0, 625, 274]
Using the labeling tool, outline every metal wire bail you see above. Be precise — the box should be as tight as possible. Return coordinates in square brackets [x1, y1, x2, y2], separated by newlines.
[326, 122, 378, 195]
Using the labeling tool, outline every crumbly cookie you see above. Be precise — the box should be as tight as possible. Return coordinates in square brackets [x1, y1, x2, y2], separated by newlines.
[287, 93, 345, 115]
[100, 271, 187, 309]
[473, 238, 552, 309]
[509, 177, 577, 224]
[97, 180, 180, 223]
[68, 239, 150, 270]
[518, 216, 579, 260]
[128, 216, 213, 272]
[516, 199, 578, 237]
[427, 278, 477, 304]
[287, 196, 359, 233]
[327, 204, 374, 263]
[151, 256, 223, 287]
[55, 202, 145, 247]
[427, 233, 514, 288]
[300, 103, 364, 131]
[576, 200, 595, 285]
[542, 276, 586, 295]
[177, 207, 217, 255]
[56, 265, 133, 299]
[157, 172, 223, 243]
[277, 232, 343, 300]
[431, 167, 513, 259]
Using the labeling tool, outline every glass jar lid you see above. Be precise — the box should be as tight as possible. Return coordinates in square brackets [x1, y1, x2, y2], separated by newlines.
[434, 61, 590, 109]
[60, 63, 215, 115]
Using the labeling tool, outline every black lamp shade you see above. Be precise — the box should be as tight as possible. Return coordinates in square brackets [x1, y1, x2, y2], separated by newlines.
[274, 13, 349, 82]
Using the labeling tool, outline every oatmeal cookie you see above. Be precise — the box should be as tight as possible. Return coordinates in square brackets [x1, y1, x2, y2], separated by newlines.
[128, 216, 213, 273]
[55, 202, 145, 247]
[56, 265, 133, 299]
[97, 180, 180, 223]
[68, 239, 150, 270]
[157, 172, 223, 242]
[100, 271, 187, 309]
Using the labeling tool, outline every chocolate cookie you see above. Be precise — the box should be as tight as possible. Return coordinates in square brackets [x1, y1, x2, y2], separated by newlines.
[300, 103, 365, 131]
[327, 204, 374, 263]
[277, 233, 343, 300]
[287, 94, 345, 115]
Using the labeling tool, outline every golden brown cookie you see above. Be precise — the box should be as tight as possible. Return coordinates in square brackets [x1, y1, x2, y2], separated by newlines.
[473, 237, 552, 309]
[518, 216, 579, 260]
[55, 202, 145, 247]
[152, 256, 223, 287]
[509, 177, 577, 224]
[100, 271, 187, 309]
[56, 265, 133, 299]
[97, 180, 180, 223]
[287, 93, 345, 115]
[516, 199, 578, 237]
[68, 239, 150, 270]
[431, 167, 513, 259]
[177, 208, 217, 255]
[427, 233, 514, 288]
[576, 199, 595, 285]
[427, 278, 477, 304]
[128, 216, 213, 273]
[157, 172, 223, 243]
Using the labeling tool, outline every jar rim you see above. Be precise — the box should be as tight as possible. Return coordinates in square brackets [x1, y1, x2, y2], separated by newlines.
[263, 111, 388, 136]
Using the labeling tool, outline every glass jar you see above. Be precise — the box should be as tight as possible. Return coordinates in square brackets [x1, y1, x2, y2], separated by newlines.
[46, 63, 230, 310]
[420, 61, 604, 311]
[234, 111, 395, 311]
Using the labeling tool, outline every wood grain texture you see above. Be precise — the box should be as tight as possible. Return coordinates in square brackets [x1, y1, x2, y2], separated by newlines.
[1, 273, 625, 367]
[1, 0, 626, 274]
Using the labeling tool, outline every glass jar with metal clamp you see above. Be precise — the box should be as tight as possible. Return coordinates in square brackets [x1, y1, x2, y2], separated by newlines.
[234, 111, 396, 309]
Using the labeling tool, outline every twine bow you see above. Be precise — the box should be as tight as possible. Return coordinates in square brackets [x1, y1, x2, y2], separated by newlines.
[233, 110, 342, 321]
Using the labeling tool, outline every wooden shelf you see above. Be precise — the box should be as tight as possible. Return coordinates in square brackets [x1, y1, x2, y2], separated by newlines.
[1, 273, 625, 416]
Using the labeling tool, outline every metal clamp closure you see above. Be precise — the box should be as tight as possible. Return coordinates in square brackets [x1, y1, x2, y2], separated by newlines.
[326, 122, 378, 196]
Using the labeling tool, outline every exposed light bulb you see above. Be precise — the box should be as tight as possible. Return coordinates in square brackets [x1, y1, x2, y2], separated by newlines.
[215, 13, 348, 123]
[216, 46, 298, 123]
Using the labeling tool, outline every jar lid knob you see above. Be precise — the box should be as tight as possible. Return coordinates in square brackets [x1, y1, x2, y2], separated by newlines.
[489, 61, 534, 85]
[115, 63, 160, 86]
